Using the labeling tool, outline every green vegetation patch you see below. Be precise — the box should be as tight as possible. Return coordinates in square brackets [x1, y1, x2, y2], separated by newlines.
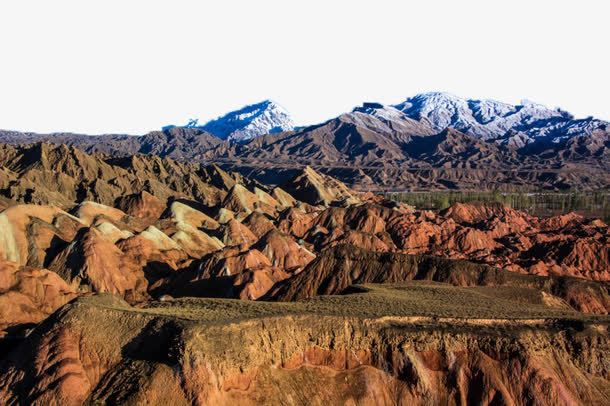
[386, 190, 610, 220]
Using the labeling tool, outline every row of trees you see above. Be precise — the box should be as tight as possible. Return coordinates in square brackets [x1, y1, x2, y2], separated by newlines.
[385, 191, 610, 221]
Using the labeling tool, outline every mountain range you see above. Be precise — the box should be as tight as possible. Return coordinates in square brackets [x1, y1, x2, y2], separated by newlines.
[0, 92, 608, 191]
[0, 116, 609, 406]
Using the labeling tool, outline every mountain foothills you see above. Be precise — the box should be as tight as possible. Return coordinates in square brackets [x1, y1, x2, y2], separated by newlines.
[0, 142, 609, 404]
[1, 92, 608, 191]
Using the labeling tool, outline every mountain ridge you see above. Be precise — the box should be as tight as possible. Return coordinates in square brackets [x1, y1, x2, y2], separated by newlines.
[394, 92, 607, 142]
[0, 92, 608, 191]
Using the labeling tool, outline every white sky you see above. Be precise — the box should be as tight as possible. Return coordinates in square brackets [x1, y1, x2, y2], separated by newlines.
[0, 1, 608, 134]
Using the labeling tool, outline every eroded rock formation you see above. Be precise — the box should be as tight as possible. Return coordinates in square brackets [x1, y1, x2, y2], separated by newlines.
[0, 143, 608, 405]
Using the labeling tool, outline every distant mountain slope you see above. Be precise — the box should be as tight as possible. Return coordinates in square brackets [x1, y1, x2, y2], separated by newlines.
[0, 127, 221, 159]
[203, 106, 608, 168]
[0, 93, 608, 190]
[0, 142, 231, 208]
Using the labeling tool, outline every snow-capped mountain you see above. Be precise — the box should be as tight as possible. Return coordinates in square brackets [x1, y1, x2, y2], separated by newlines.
[163, 93, 606, 146]
[393, 92, 607, 142]
[0, 91, 607, 191]
[196, 100, 294, 143]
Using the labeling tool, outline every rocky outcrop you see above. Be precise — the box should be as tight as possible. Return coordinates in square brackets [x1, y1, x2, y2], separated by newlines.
[384, 202, 610, 280]
[159, 247, 288, 300]
[252, 229, 315, 272]
[242, 212, 277, 238]
[0, 261, 77, 338]
[267, 245, 610, 315]
[169, 201, 219, 231]
[48, 227, 148, 303]
[74, 201, 129, 227]
[115, 191, 165, 222]
[271, 187, 296, 208]
[0, 142, 230, 209]
[277, 207, 318, 238]
[281, 166, 360, 206]
[0, 205, 81, 266]
[221, 219, 258, 247]
[0, 293, 608, 405]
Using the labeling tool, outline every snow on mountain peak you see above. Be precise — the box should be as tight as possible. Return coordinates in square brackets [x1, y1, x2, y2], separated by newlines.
[394, 92, 473, 130]
[392, 92, 607, 140]
[163, 92, 607, 145]
[351, 102, 406, 121]
[201, 100, 294, 142]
